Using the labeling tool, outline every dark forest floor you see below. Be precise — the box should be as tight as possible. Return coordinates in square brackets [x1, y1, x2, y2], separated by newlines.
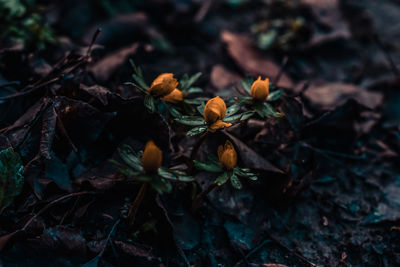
[0, 0, 400, 266]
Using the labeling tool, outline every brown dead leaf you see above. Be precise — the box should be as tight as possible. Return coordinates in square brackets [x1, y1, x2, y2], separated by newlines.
[303, 81, 383, 110]
[221, 31, 293, 88]
[89, 43, 139, 83]
[210, 64, 241, 90]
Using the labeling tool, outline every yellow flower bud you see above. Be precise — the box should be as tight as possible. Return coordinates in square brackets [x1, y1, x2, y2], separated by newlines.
[141, 140, 162, 173]
[149, 73, 178, 97]
[203, 96, 232, 130]
[250, 76, 269, 101]
[218, 140, 237, 170]
[161, 88, 184, 104]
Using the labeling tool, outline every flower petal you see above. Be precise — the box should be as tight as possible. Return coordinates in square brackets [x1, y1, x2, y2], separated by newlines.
[209, 120, 232, 130]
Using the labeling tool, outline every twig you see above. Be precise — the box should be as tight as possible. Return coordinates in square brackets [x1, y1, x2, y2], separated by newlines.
[194, 0, 213, 23]
[0, 77, 59, 101]
[192, 182, 218, 211]
[86, 28, 102, 57]
[128, 182, 148, 227]
[266, 231, 317, 267]
[273, 56, 289, 85]
[22, 191, 94, 231]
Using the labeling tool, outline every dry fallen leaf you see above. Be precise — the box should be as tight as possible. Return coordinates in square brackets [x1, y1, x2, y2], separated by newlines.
[221, 31, 294, 88]
[303, 81, 383, 110]
[210, 64, 242, 90]
[89, 43, 139, 82]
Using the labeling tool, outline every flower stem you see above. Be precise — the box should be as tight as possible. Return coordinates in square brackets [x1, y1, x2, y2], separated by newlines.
[128, 182, 147, 227]
[192, 182, 218, 211]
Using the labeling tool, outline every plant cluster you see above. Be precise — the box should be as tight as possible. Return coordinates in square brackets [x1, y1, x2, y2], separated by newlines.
[114, 61, 285, 222]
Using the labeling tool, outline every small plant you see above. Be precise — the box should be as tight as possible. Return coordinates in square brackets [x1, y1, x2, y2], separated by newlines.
[125, 60, 204, 117]
[235, 76, 284, 118]
[121, 61, 285, 214]
[175, 96, 253, 136]
[192, 140, 257, 209]
[113, 140, 193, 226]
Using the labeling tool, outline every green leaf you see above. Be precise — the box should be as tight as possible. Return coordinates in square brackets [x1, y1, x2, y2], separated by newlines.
[241, 76, 254, 94]
[180, 72, 202, 91]
[267, 89, 283, 102]
[165, 103, 182, 118]
[187, 126, 207, 136]
[194, 160, 223, 173]
[151, 178, 172, 194]
[144, 95, 156, 113]
[226, 102, 242, 117]
[234, 167, 258, 180]
[129, 60, 148, 89]
[0, 148, 24, 213]
[158, 167, 194, 181]
[184, 98, 206, 105]
[186, 87, 203, 94]
[175, 116, 206, 126]
[224, 111, 254, 122]
[196, 102, 205, 116]
[230, 174, 242, 189]
[261, 102, 282, 118]
[215, 171, 231, 186]
[117, 145, 143, 172]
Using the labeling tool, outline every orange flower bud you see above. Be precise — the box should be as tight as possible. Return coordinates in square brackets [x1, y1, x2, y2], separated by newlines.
[250, 76, 269, 101]
[218, 140, 237, 170]
[203, 96, 232, 130]
[149, 73, 178, 97]
[161, 88, 184, 104]
[141, 140, 162, 173]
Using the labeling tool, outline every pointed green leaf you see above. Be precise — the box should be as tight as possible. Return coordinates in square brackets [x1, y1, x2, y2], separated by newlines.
[184, 98, 206, 105]
[215, 171, 231, 186]
[230, 174, 242, 189]
[187, 126, 207, 136]
[226, 102, 242, 117]
[165, 103, 182, 118]
[241, 76, 254, 94]
[158, 167, 194, 181]
[175, 116, 206, 126]
[267, 89, 283, 102]
[151, 178, 172, 194]
[186, 87, 203, 94]
[224, 111, 254, 122]
[181, 72, 202, 91]
[117, 145, 143, 172]
[144, 95, 156, 113]
[194, 160, 223, 172]
[196, 102, 205, 116]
